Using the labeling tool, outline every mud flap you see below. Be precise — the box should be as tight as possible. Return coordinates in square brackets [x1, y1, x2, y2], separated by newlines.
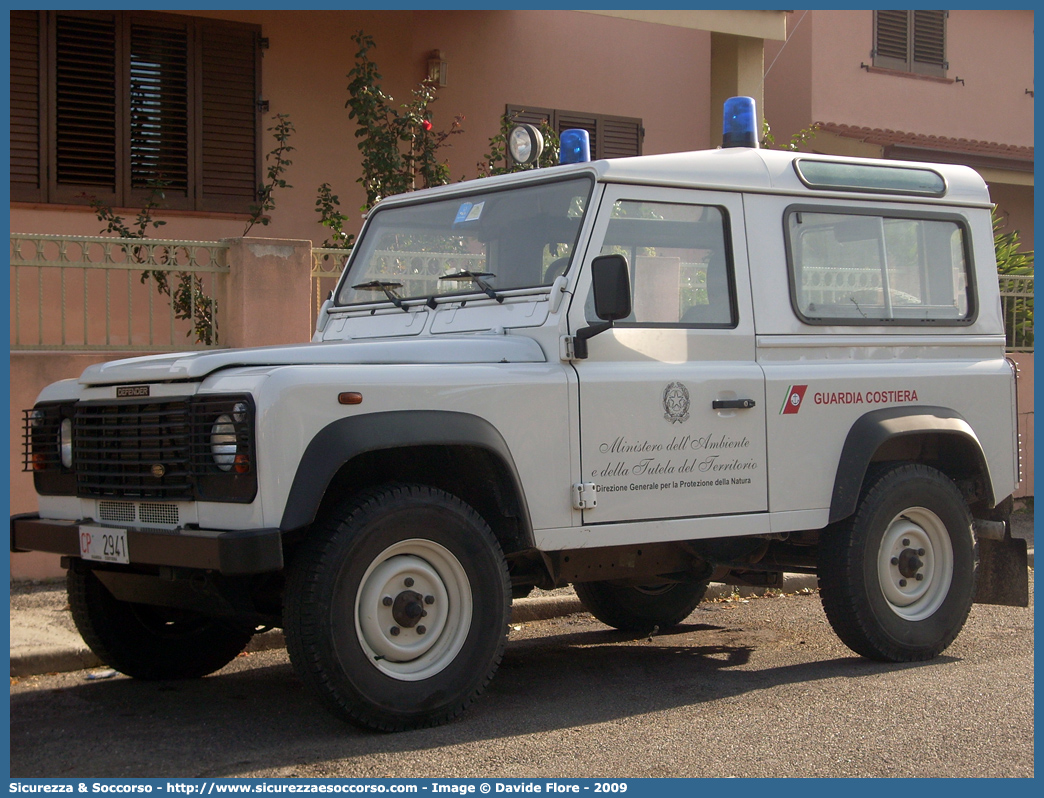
[974, 532, 1029, 607]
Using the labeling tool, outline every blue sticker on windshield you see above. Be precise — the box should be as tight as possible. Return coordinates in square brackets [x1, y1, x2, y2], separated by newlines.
[454, 201, 484, 225]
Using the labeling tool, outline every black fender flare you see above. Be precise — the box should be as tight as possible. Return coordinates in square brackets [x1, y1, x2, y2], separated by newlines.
[278, 410, 534, 544]
[829, 405, 993, 524]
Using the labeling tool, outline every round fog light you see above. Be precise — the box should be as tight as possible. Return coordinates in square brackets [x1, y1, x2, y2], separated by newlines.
[508, 124, 543, 165]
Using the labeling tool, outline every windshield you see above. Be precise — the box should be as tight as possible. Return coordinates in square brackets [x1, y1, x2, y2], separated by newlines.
[335, 177, 593, 307]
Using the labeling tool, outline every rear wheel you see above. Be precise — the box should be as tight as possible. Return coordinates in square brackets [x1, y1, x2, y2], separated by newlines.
[67, 567, 254, 679]
[818, 464, 977, 661]
[284, 484, 511, 731]
[574, 579, 709, 632]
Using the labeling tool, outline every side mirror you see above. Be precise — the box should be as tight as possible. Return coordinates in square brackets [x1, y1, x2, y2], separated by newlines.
[591, 254, 632, 321]
[573, 254, 631, 359]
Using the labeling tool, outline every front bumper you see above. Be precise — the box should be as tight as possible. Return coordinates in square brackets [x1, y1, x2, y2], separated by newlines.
[10, 513, 283, 575]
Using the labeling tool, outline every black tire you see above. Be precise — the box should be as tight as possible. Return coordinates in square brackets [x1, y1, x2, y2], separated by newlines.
[818, 463, 977, 662]
[283, 483, 511, 731]
[574, 579, 709, 632]
[67, 567, 255, 680]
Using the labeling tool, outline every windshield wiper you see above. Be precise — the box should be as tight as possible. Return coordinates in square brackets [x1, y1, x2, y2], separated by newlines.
[439, 271, 504, 303]
[352, 280, 409, 312]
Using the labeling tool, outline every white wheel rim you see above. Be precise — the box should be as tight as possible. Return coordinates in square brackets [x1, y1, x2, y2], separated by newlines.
[355, 539, 472, 681]
[876, 507, 953, 621]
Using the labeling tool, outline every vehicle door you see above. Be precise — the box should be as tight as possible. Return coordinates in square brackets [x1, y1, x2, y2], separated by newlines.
[568, 185, 767, 525]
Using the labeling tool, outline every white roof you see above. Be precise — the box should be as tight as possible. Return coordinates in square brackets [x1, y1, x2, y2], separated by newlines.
[378, 146, 992, 210]
[592, 147, 991, 206]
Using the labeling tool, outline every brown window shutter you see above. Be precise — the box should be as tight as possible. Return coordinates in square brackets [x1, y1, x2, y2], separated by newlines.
[199, 21, 260, 212]
[10, 10, 44, 202]
[601, 116, 643, 159]
[51, 11, 120, 203]
[912, 10, 947, 75]
[12, 12, 260, 212]
[128, 17, 191, 206]
[873, 10, 912, 71]
[505, 105, 643, 161]
[505, 105, 552, 127]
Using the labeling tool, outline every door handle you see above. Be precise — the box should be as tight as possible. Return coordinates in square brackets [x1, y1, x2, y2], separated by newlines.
[712, 398, 756, 410]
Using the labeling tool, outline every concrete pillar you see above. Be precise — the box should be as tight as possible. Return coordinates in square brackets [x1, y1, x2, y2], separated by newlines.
[221, 237, 314, 349]
[1010, 352, 1035, 499]
[710, 33, 765, 148]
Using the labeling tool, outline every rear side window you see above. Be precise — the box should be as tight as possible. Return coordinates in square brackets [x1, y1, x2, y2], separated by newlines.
[785, 207, 974, 324]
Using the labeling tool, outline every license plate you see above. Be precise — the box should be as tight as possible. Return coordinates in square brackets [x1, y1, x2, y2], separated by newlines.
[79, 525, 130, 565]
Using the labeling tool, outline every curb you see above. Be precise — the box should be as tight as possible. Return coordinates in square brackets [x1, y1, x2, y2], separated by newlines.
[10, 557, 1031, 679]
[10, 648, 103, 679]
[9, 574, 821, 678]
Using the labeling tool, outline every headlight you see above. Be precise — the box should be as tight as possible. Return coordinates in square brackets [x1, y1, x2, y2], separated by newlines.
[209, 402, 251, 472]
[59, 417, 73, 469]
[191, 395, 256, 502]
[210, 414, 238, 471]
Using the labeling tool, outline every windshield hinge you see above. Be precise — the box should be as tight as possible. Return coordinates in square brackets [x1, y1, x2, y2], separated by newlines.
[572, 482, 597, 510]
[560, 335, 577, 361]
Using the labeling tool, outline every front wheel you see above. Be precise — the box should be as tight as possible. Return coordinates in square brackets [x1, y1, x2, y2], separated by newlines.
[284, 484, 511, 731]
[67, 567, 255, 679]
[818, 464, 977, 662]
[574, 579, 709, 632]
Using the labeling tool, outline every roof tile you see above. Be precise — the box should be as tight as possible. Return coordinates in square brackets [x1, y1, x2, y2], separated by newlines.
[814, 122, 1033, 162]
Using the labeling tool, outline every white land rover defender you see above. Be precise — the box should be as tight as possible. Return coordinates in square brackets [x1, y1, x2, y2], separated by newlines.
[13, 98, 1028, 731]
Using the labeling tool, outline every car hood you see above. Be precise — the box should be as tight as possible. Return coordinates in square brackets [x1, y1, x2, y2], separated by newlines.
[78, 335, 547, 386]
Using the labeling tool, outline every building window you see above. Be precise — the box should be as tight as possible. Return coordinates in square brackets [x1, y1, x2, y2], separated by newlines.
[10, 10, 261, 213]
[873, 10, 948, 77]
[506, 105, 643, 160]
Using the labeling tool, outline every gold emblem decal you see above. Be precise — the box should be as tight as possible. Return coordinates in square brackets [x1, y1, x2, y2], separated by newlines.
[151, 464, 166, 478]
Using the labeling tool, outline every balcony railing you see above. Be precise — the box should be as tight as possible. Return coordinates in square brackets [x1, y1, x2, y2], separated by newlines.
[310, 248, 486, 328]
[10, 234, 229, 351]
[13, 235, 1032, 355]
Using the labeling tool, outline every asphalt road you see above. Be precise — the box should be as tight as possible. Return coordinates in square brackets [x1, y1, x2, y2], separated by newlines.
[10, 573, 1033, 780]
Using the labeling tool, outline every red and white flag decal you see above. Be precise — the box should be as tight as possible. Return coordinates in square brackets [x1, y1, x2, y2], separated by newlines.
[781, 385, 807, 415]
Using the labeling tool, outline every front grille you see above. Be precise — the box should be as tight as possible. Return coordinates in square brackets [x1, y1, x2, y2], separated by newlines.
[74, 400, 193, 500]
[25, 394, 257, 504]
[139, 502, 180, 526]
[99, 500, 136, 523]
[98, 500, 179, 526]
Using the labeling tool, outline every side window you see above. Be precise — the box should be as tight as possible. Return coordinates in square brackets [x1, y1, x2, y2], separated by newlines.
[589, 200, 736, 327]
[786, 209, 973, 323]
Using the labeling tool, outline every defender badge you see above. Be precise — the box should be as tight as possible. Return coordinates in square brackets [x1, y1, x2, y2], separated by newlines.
[663, 382, 690, 424]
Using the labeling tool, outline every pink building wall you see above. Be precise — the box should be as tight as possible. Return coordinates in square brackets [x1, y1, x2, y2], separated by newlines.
[766, 10, 1034, 144]
[10, 10, 710, 249]
[764, 10, 1034, 249]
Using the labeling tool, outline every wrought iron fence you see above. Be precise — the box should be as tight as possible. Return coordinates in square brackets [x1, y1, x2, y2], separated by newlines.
[310, 248, 486, 328]
[10, 234, 229, 351]
[311, 247, 352, 328]
[999, 273, 1034, 352]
